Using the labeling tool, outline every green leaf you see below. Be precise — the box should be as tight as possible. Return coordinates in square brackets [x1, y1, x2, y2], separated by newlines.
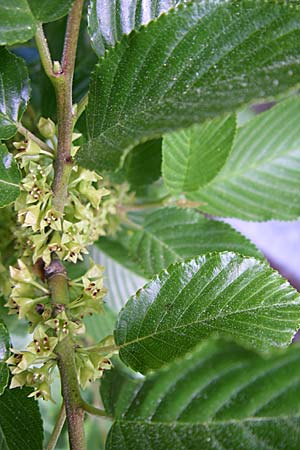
[189, 98, 300, 220]
[88, 0, 182, 56]
[128, 207, 262, 277]
[105, 339, 300, 450]
[0, 387, 43, 449]
[0, 0, 73, 45]
[0, 145, 20, 208]
[0, 1, 36, 45]
[162, 115, 236, 193]
[101, 357, 140, 418]
[96, 231, 148, 278]
[124, 139, 162, 189]
[0, 320, 10, 395]
[0, 48, 30, 140]
[79, 1, 300, 171]
[115, 252, 300, 373]
[27, 0, 73, 23]
[0, 364, 8, 396]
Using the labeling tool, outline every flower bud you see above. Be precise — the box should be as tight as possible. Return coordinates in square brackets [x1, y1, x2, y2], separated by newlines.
[38, 117, 56, 139]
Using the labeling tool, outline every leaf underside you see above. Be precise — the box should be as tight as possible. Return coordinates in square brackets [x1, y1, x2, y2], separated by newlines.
[88, 0, 183, 55]
[189, 97, 300, 221]
[128, 207, 262, 277]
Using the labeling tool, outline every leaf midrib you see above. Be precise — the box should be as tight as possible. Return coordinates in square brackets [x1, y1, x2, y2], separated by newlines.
[115, 415, 300, 427]
[0, 179, 19, 188]
[119, 300, 298, 349]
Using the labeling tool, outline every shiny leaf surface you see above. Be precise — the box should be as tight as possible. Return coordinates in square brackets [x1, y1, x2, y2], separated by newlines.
[79, 1, 300, 171]
[0, 145, 20, 207]
[105, 339, 300, 450]
[0, 0, 36, 45]
[115, 252, 300, 373]
[0, 48, 30, 140]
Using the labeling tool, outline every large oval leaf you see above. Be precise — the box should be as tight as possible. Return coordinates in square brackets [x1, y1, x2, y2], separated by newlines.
[0, 145, 20, 208]
[162, 114, 236, 193]
[79, 1, 300, 171]
[128, 207, 261, 277]
[105, 339, 300, 450]
[115, 252, 300, 373]
[88, 0, 183, 55]
[0, 387, 43, 449]
[189, 97, 300, 220]
[0, 48, 30, 140]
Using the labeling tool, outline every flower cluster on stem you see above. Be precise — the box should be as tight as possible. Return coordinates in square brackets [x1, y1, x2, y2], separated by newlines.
[4, 121, 121, 400]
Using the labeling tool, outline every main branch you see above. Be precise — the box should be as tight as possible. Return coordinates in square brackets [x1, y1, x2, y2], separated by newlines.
[36, 1, 86, 449]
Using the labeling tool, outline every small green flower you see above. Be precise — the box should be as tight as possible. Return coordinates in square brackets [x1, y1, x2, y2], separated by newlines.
[26, 327, 58, 357]
[6, 350, 36, 373]
[45, 311, 85, 340]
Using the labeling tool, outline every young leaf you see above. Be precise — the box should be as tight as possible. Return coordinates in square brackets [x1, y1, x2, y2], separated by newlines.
[128, 207, 262, 277]
[189, 98, 300, 220]
[105, 339, 300, 450]
[115, 252, 300, 373]
[0, 320, 10, 395]
[88, 0, 182, 56]
[0, 48, 31, 140]
[162, 115, 236, 193]
[0, 387, 43, 449]
[0, 0, 36, 45]
[27, 0, 73, 23]
[79, 1, 300, 171]
[0, 145, 20, 208]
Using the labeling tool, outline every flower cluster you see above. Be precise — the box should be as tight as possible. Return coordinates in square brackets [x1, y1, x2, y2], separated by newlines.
[6, 258, 110, 399]
[14, 132, 112, 265]
[4, 119, 127, 400]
